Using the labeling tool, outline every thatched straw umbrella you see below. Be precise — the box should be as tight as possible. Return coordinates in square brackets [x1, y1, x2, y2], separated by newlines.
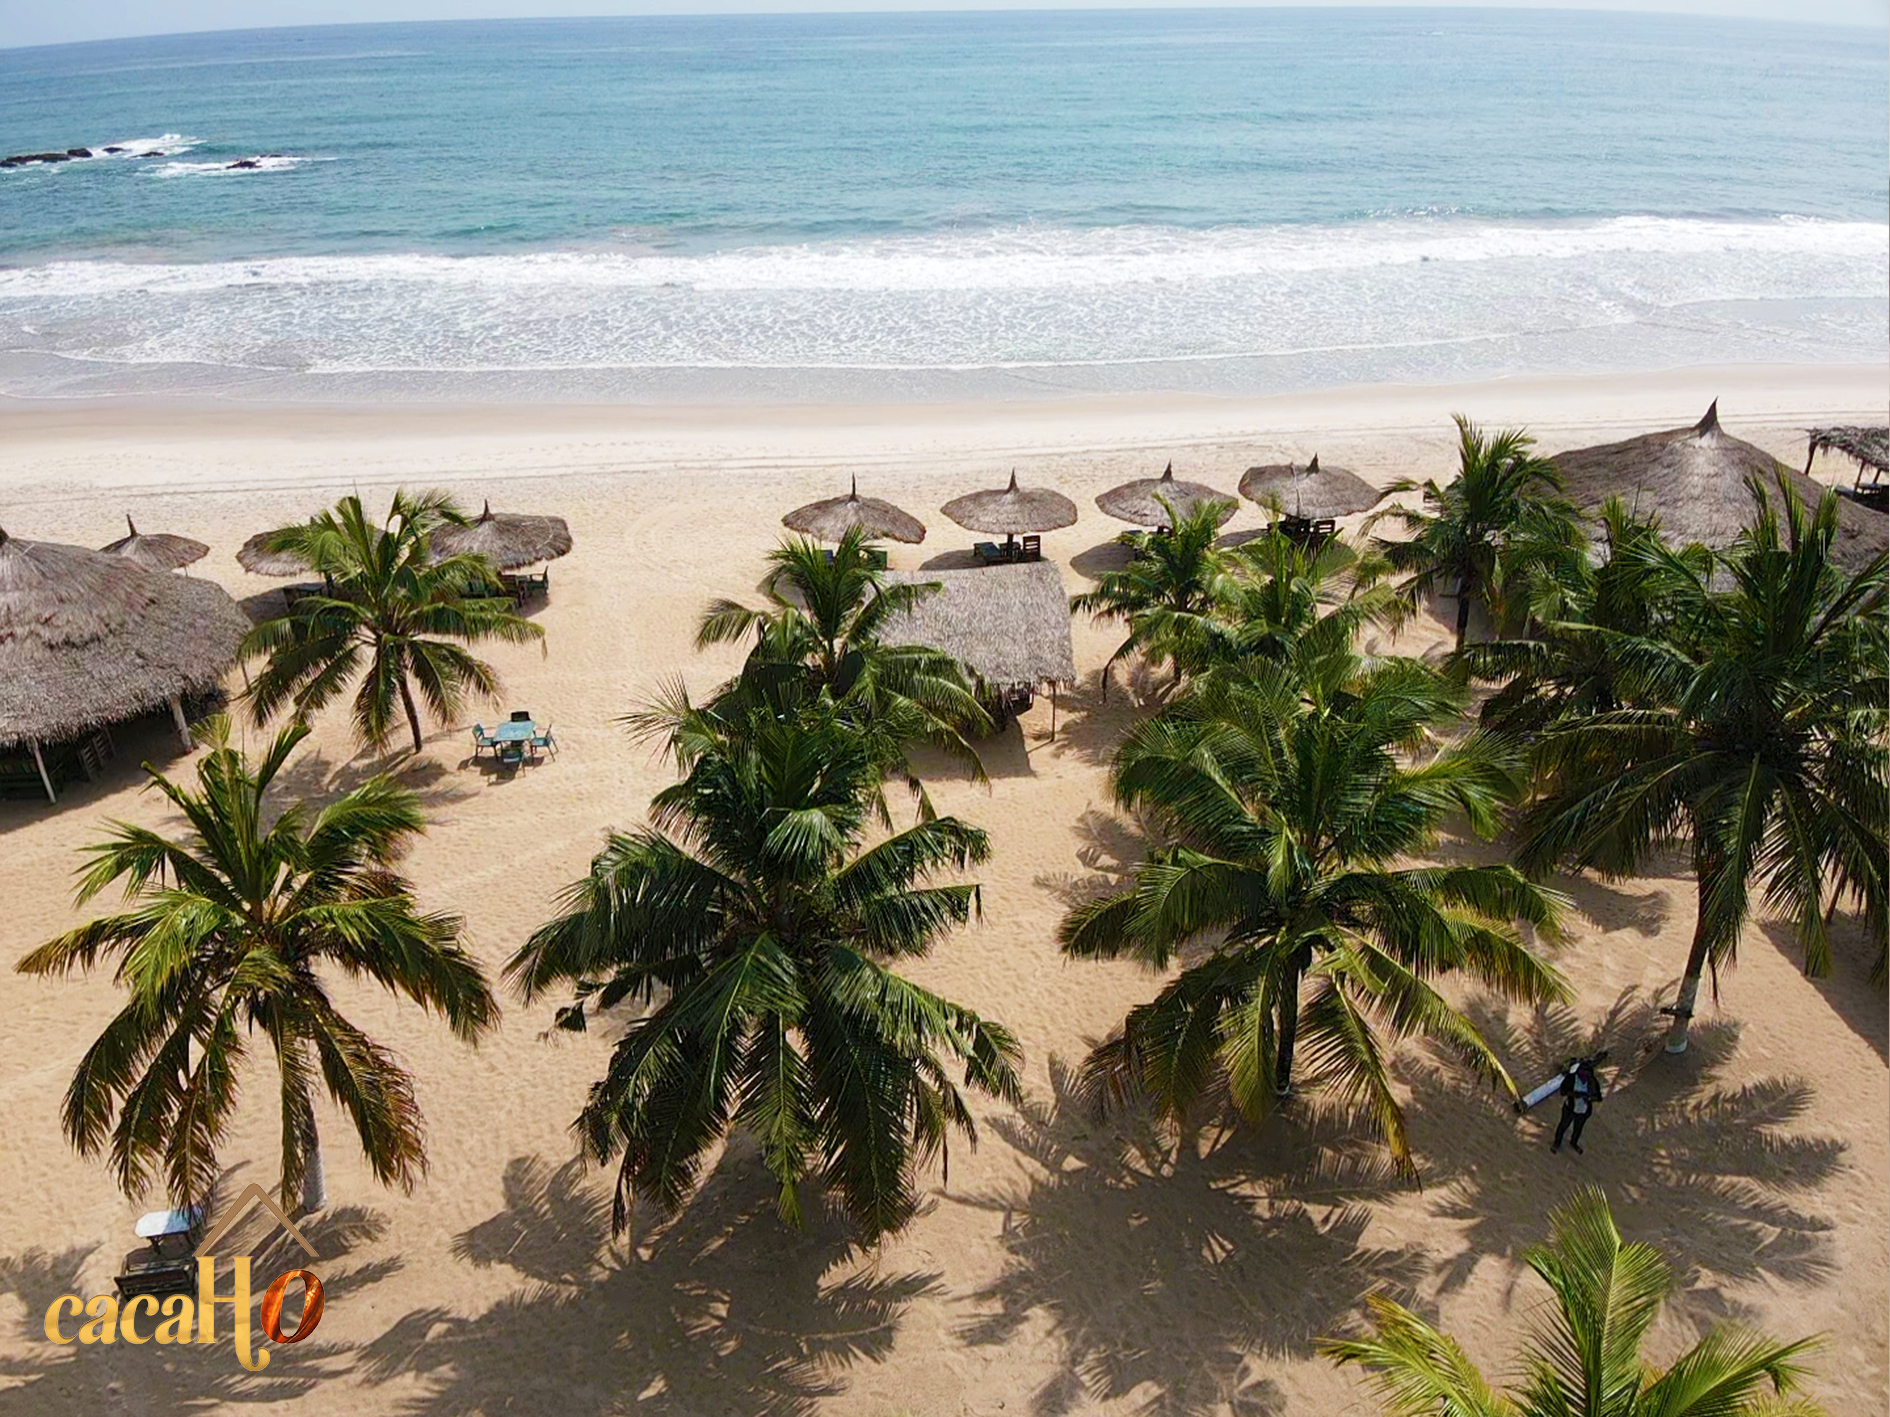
[1095, 462, 1235, 530]
[1805, 425, 1888, 480]
[99, 515, 210, 573]
[940, 470, 1079, 554]
[428, 501, 573, 570]
[1551, 401, 1887, 574]
[1237, 454, 1385, 521]
[783, 476, 926, 544]
[0, 527, 249, 801]
[237, 527, 314, 577]
[881, 561, 1077, 737]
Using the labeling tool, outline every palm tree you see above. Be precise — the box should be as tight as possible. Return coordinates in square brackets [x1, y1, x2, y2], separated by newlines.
[682, 529, 990, 789]
[1374, 416, 1579, 651]
[1060, 651, 1567, 1172]
[507, 700, 1022, 1240]
[1322, 1186, 1826, 1415]
[15, 718, 497, 1213]
[244, 490, 543, 754]
[1177, 529, 1408, 683]
[1071, 496, 1234, 696]
[1520, 477, 1888, 1048]
[1460, 499, 1710, 738]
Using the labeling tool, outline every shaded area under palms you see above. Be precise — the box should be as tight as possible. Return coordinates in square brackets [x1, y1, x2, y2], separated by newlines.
[358, 1148, 940, 1417]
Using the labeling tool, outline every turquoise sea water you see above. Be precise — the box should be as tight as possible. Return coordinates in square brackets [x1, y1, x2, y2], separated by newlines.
[0, 10, 1884, 401]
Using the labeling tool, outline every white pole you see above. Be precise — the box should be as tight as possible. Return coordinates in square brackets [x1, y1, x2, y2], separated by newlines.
[29, 739, 55, 803]
[169, 696, 193, 751]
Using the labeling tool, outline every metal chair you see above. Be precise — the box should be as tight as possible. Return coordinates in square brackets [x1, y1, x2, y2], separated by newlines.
[531, 723, 557, 757]
[471, 723, 496, 757]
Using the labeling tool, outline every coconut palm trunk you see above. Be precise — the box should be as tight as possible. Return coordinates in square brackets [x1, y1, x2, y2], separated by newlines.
[397, 670, 425, 755]
[301, 1114, 328, 1213]
[1275, 966, 1302, 1094]
[1454, 584, 1472, 651]
[1665, 840, 1719, 1054]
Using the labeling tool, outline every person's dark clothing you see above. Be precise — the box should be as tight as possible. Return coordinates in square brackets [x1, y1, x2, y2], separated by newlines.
[1552, 1063, 1602, 1153]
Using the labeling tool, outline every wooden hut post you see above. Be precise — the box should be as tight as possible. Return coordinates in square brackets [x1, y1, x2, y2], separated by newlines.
[169, 696, 193, 752]
[1050, 682, 1058, 742]
[29, 739, 55, 804]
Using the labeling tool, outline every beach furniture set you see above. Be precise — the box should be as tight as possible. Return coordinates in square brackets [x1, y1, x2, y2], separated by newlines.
[471, 711, 558, 766]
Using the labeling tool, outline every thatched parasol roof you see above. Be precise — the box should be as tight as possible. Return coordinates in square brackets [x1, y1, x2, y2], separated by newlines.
[940, 471, 1079, 537]
[1807, 426, 1888, 476]
[1237, 454, 1386, 520]
[783, 477, 926, 544]
[1550, 402, 1886, 574]
[881, 561, 1076, 690]
[237, 527, 314, 577]
[1095, 462, 1235, 528]
[0, 526, 249, 745]
[99, 514, 209, 572]
[429, 501, 573, 570]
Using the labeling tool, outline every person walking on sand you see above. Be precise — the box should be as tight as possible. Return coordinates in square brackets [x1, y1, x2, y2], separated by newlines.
[1552, 1057, 1602, 1154]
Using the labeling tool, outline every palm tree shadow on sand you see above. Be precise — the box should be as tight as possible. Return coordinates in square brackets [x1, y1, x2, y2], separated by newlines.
[952, 1060, 1429, 1417]
[357, 1148, 941, 1417]
[1407, 989, 1846, 1333]
[0, 1204, 398, 1416]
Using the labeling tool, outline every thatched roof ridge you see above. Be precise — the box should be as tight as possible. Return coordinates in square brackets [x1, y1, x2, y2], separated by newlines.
[1807, 426, 1888, 476]
[99, 514, 209, 572]
[0, 527, 248, 744]
[429, 501, 573, 569]
[881, 561, 1076, 690]
[1095, 462, 1236, 528]
[940, 471, 1079, 536]
[784, 477, 926, 544]
[1549, 401, 1886, 574]
[1237, 454, 1386, 520]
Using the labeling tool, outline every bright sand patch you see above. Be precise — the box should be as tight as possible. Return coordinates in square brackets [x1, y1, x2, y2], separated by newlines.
[0, 363, 1884, 1414]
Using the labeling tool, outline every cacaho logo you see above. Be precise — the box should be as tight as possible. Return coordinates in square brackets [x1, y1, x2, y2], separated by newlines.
[43, 1184, 327, 1370]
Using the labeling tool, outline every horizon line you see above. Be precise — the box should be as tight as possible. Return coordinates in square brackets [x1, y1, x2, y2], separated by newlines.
[4, 3, 1884, 55]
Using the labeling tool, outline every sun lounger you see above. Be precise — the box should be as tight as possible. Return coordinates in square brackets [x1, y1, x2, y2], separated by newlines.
[973, 542, 1005, 565]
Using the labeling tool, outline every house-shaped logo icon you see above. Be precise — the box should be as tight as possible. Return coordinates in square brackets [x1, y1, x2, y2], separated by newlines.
[194, 1183, 320, 1260]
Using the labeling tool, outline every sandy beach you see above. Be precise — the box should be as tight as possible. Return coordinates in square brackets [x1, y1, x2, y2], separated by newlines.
[1, 362, 1884, 1416]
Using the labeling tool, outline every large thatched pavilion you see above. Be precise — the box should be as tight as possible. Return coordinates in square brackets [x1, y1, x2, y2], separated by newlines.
[881, 561, 1077, 733]
[0, 527, 248, 802]
[1550, 402, 1887, 574]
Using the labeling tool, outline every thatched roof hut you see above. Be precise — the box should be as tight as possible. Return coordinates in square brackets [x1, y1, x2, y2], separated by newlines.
[940, 471, 1078, 537]
[784, 478, 926, 544]
[1237, 455, 1385, 520]
[237, 527, 314, 577]
[429, 502, 573, 570]
[1095, 462, 1235, 529]
[881, 561, 1076, 690]
[1549, 402, 1886, 574]
[1806, 426, 1888, 479]
[0, 527, 248, 792]
[99, 515, 209, 573]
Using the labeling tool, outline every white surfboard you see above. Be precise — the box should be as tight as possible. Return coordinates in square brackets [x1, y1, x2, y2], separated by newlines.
[1520, 1073, 1567, 1111]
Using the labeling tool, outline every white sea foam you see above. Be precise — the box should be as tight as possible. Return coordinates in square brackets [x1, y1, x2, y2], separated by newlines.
[148, 154, 316, 178]
[0, 218, 1882, 388]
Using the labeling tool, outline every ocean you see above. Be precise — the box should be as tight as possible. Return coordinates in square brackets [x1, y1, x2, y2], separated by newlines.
[0, 9, 1884, 403]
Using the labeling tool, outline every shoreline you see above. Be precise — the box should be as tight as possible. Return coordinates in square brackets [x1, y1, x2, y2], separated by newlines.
[1, 361, 1883, 504]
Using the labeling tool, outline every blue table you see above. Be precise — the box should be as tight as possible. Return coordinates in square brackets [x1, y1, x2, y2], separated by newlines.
[493, 720, 537, 745]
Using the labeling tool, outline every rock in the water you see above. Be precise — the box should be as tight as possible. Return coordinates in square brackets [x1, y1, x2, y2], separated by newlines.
[66, 147, 92, 158]
[103, 145, 125, 154]
[4, 152, 72, 166]
[138, 150, 165, 158]
[227, 158, 261, 170]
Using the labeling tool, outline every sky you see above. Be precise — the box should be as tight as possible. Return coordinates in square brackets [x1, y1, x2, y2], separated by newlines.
[4, 0, 1886, 50]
